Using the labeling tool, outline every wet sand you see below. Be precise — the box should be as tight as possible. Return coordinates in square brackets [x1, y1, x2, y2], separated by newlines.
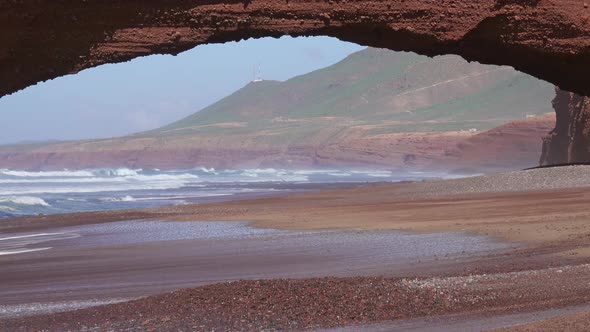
[4, 166, 590, 330]
[0, 221, 509, 317]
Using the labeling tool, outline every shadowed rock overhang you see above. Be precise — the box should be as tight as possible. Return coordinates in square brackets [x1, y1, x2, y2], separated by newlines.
[2, 0, 590, 98]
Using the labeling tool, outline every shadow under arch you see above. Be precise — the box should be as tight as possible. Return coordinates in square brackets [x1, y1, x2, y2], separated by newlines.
[1, 0, 590, 98]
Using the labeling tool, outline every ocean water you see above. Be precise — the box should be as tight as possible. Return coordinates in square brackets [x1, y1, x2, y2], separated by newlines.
[0, 168, 463, 217]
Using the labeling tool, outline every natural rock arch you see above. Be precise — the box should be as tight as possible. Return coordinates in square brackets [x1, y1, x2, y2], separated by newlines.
[2, 0, 590, 163]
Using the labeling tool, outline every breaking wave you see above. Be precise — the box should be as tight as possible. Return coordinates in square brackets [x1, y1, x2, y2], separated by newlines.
[0, 168, 201, 195]
[0, 196, 50, 207]
[100, 195, 136, 202]
[0, 168, 140, 178]
[0, 167, 462, 216]
[0, 169, 95, 178]
[0, 196, 51, 215]
[0, 167, 458, 196]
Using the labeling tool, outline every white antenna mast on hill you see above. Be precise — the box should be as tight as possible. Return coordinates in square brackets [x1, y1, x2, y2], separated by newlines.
[252, 63, 263, 82]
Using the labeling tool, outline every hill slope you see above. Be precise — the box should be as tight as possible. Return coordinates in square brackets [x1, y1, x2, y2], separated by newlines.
[155, 48, 553, 137]
[0, 48, 555, 171]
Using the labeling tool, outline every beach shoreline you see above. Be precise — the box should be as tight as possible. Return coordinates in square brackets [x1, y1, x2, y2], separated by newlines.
[3, 166, 590, 331]
[5, 166, 590, 252]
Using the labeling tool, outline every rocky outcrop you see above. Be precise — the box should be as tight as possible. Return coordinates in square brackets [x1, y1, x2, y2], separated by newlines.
[2, 0, 590, 164]
[447, 113, 555, 172]
[2, 0, 590, 98]
[540, 88, 590, 165]
[0, 118, 553, 172]
[0, 130, 470, 171]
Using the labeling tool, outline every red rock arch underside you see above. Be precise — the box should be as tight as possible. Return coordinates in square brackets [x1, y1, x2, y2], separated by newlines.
[3, 0, 590, 164]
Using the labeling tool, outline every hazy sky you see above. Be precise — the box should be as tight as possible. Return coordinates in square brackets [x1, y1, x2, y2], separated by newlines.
[0, 36, 364, 144]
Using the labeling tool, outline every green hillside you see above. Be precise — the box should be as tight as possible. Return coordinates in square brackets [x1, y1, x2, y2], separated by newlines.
[153, 47, 554, 138]
[0, 47, 556, 171]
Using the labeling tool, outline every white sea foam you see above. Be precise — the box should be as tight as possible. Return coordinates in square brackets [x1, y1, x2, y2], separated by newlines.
[0, 232, 78, 242]
[0, 169, 95, 178]
[0, 205, 16, 212]
[0, 172, 199, 185]
[197, 167, 217, 174]
[327, 172, 352, 177]
[0, 177, 125, 184]
[0, 247, 52, 256]
[120, 195, 136, 202]
[0, 298, 133, 318]
[0, 168, 202, 195]
[100, 195, 136, 202]
[0, 168, 144, 179]
[0, 196, 50, 206]
[0, 232, 80, 256]
[0, 168, 462, 214]
[242, 168, 293, 176]
[127, 173, 199, 181]
[238, 168, 308, 181]
[93, 168, 141, 177]
[0, 183, 190, 195]
[0, 167, 403, 192]
[361, 171, 394, 177]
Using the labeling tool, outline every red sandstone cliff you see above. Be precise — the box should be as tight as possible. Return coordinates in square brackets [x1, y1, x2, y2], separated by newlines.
[0, 118, 553, 173]
[445, 113, 556, 172]
[2, 0, 590, 97]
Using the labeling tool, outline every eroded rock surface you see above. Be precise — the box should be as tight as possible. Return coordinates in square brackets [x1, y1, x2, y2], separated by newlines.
[2, 0, 590, 97]
[447, 113, 555, 172]
[541, 89, 590, 165]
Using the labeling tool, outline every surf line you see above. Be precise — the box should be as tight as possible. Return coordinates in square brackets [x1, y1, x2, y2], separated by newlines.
[0, 247, 52, 256]
[0, 233, 69, 241]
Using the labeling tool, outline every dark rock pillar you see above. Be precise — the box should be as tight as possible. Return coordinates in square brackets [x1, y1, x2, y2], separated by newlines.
[540, 88, 590, 165]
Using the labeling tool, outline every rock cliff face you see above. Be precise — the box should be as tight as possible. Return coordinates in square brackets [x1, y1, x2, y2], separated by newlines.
[0, 132, 470, 171]
[540, 89, 590, 165]
[447, 113, 555, 172]
[2, 0, 590, 164]
[0, 118, 553, 172]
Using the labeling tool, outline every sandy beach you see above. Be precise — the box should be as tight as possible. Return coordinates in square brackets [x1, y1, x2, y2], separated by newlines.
[3, 166, 590, 331]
